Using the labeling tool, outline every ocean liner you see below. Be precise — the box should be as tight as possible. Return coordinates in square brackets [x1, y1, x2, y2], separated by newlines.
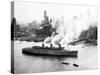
[22, 43, 78, 57]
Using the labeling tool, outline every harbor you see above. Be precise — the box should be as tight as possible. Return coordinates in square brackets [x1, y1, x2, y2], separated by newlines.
[11, 4, 98, 74]
[13, 41, 97, 73]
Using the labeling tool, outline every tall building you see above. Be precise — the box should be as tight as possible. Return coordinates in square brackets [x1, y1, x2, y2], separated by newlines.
[36, 11, 52, 36]
[43, 10, 49, 24]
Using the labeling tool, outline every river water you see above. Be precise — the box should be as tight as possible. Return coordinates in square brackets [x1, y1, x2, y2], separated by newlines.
[13, 41, 98, 74]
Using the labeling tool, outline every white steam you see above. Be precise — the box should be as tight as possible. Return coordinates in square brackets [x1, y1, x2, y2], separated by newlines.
[43, 7, 97, 50]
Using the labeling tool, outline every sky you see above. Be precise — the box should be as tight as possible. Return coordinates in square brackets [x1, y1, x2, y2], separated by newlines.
[14, 1, 97, 25]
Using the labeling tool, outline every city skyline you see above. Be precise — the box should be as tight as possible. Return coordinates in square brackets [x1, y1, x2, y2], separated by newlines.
[15, 1, 97, 25]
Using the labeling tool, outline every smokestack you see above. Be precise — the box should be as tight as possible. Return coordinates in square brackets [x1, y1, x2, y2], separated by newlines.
[58, 44, 61, 48]
[42, 43, 44, 47]
[50, 43, 53, 47]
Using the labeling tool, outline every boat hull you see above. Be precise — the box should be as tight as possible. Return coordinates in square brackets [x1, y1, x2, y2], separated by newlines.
[22, 48, 78, 57]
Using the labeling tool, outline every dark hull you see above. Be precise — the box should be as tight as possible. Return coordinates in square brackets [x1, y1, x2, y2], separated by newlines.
[22, 48, 78, 57]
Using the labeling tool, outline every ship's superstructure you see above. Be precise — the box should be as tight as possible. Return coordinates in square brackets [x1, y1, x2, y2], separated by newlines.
[33, 43, 63, 50]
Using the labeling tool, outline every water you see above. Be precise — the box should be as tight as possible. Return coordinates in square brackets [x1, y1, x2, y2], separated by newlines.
[13, 41, 98, 74]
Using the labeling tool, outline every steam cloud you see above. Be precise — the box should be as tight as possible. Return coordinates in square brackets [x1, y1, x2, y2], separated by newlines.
[43, 8, 97, 49]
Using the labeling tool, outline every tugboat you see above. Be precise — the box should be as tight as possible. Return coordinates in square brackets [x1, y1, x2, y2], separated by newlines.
[22, 43, 78, 57]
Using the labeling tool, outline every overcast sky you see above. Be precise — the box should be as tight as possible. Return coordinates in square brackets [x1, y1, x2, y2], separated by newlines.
[14, 1, 97, 25]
